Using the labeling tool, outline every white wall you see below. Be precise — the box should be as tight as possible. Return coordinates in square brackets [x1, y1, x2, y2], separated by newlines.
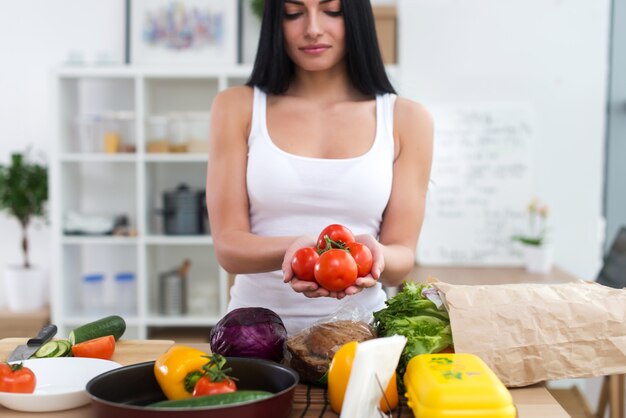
[398, 0, 610, 280]
[0, 1, 125, 299]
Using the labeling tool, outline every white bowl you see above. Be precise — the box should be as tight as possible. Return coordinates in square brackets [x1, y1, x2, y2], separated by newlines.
[0, 357, 121, 412]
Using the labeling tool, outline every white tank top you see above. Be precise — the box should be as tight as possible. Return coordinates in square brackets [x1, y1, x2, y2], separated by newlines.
[228, 86, 397, 335]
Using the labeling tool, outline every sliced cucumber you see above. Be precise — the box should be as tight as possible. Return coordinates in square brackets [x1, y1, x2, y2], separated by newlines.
[34, 341, 59, 358]
[34, 340, 72, 358]
[69, 315, 126, 345]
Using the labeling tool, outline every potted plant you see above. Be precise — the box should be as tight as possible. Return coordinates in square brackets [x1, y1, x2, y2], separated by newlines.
[512, 198, 553, 273]
[0, 152, 49, 311]
[251, 0, 264, 19]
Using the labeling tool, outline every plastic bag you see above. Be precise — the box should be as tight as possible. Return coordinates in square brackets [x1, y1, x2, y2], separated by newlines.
[285, 301, 376, 385]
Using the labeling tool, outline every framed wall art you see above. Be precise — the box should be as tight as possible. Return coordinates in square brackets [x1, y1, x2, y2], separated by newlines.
[128, 0, 238, 66]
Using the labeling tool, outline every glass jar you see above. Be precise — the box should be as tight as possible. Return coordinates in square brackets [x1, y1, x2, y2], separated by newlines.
[168, 112, 188, 153]
[146, 115, 170, 153]
[102, 112, 121, 153]
[185, 112, 210, 154]
[74, 113, 102, 153]
[102, 111, 135, 153]
[116, 111, 136, 153]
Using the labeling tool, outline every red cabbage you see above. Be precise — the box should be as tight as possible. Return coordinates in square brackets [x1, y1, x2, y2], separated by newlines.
[209, 307, 288, 363]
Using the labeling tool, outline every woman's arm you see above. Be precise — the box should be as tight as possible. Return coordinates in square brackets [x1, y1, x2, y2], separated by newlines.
[206, 87, 297, 274]
[376, 97, 434, 287]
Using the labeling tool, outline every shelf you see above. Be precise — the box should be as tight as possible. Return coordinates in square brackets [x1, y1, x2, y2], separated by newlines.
[62, 315, 141, 327]
[145, 315, 222, 327]
[56, 65, 253, 79]
[60, 153, 208, 163]
[62, 236, 138, 245]
[60, 153, 137, 163]
[145, 235, 213, 245]
[144, 154, 207, 163]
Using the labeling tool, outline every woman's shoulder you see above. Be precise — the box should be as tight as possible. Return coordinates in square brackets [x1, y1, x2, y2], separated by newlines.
[213, 85, 254, 109]
[211, 86, 254, 129]
[393, 96, 433, 126]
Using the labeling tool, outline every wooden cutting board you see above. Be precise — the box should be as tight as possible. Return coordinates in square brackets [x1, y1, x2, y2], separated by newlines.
[0, 338, 175, 365]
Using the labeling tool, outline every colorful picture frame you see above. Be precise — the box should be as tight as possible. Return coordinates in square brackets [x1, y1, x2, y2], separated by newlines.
[128, 0, 238, 66]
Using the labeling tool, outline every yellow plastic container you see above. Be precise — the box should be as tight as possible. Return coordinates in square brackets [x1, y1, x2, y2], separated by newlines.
[404, 353, 516, 418]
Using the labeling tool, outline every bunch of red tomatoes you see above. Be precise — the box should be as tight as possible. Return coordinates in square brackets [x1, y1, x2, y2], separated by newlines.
[290, 224, 373, 292]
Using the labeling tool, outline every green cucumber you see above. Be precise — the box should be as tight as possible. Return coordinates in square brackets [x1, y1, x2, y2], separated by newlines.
[150, 391, 273, 408]
[69, 315, 126, 345]
[34, 340, 71, 358]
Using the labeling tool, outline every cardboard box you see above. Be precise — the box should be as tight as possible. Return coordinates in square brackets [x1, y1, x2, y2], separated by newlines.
[373, 6, 397, 64]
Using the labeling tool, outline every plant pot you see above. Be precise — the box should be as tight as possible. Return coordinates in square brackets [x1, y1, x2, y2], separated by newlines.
[3, 265, 48, 312]
[521, 245, 553, 274]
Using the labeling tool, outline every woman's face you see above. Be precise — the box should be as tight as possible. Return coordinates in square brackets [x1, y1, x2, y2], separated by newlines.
[282, 0, 346, 73]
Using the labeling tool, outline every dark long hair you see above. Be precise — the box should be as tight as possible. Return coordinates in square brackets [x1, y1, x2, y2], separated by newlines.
[246, 0, 396, 96]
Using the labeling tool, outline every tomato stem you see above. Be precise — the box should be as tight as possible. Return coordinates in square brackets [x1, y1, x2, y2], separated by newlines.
[8, 363, 24, 372]
[317, 235, 347, 254]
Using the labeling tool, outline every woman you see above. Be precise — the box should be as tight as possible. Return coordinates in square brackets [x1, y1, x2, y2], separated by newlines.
[206, 0, 433, 334]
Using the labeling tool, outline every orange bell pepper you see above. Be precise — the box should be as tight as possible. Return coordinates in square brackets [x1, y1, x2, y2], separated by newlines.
[328, 341, 399, 414]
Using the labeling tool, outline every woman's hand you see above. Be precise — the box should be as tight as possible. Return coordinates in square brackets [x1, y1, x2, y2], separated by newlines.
[283, 233, 384, 299]
[341, 234, 384, 296]
[282, 236, 330, 298]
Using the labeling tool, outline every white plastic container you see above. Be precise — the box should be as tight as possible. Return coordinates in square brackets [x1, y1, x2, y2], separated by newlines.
[82, 273, 105, 314]
[114, 272, 136, 314]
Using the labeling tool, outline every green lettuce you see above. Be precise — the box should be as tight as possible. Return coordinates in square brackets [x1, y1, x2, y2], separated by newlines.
[373, 282, 453, 382]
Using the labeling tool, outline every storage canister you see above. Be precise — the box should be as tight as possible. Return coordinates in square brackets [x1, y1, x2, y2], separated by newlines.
[146, 115, 170, 153]
[159, 271, 187, 316]
[82, 273, 105, 314]
[404, 353, 516, 418]
[114, 272, 136, 314]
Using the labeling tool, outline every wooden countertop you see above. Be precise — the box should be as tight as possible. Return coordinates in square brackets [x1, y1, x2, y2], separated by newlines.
[0, 338, 570, 417]
[407, 264, 581, 285]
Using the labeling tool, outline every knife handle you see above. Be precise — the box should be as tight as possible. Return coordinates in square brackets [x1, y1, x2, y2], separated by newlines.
[27, 324, 58, 347]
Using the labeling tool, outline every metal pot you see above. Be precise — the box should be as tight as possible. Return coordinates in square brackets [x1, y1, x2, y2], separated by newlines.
[156, 184, 203, 235]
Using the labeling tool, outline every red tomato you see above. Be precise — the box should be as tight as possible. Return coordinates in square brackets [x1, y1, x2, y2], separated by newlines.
[71, 335, 116, 360]
[0, 363, 36, 393]
[345, 242, 373, 277]
[314, 249, 358, 292]
[291, 247, 319, 282]
[192, 376, 237, 397]
[316, 224, 356, 252]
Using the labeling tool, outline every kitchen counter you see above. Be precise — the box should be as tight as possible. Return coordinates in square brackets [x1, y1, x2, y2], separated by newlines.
[407, 264, 580, 285]
[0, 338, 570, 417]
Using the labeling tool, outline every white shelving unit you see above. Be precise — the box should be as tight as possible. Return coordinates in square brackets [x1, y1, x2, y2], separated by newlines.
[50, 64, 399, 339]
[50, 65, 253, 339]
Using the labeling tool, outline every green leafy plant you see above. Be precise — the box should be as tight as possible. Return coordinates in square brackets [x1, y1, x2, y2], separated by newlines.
[512, 198, 549, 246]
[250, 0, 264, 19]
[0, 153, 48, 268]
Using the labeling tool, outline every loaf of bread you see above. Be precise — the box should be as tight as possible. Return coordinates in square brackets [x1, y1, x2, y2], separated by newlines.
[286, 320, 376, 384]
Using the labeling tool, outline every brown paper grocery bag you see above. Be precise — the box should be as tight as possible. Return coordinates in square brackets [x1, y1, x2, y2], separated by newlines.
[432, 280, 626, 387]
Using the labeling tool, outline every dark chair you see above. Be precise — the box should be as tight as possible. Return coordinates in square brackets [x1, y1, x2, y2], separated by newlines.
[596, 226, 626, 289]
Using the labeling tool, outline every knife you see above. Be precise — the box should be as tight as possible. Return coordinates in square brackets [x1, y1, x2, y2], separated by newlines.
[8, 324, 58, 362]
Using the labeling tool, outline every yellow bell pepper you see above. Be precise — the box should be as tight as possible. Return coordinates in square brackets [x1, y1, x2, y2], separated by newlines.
[154, 345, 210, 400]
[328, 341, 398, 414]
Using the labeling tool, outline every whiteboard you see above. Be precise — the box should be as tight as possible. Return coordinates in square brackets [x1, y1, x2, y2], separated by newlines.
[417, 104, 534, 265]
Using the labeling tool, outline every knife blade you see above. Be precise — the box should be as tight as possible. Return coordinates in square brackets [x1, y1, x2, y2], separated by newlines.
[8, 324, 58, 362]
